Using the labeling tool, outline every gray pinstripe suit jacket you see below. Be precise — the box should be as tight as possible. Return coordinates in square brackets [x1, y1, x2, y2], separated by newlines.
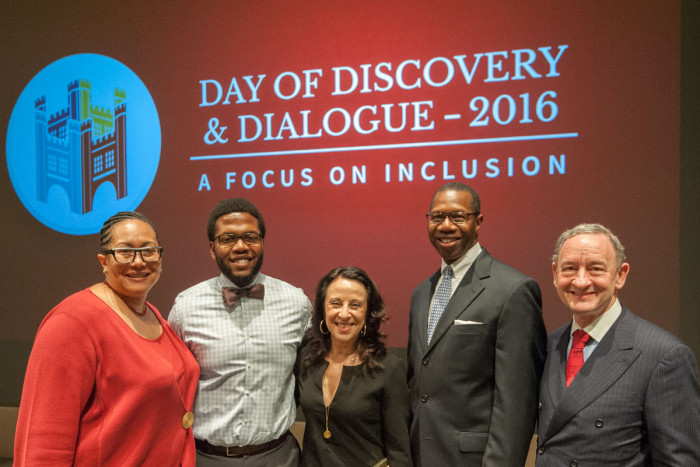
[537, 306, 700, 466]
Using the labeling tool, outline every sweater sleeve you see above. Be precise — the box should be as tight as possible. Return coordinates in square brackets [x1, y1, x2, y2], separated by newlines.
[14, 312, 98, 466]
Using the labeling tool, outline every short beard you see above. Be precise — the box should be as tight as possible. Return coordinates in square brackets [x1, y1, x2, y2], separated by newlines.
[217, 252, 264, 287]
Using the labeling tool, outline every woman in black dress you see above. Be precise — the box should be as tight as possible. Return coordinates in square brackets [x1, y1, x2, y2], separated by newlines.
[299, 266, 412, 467]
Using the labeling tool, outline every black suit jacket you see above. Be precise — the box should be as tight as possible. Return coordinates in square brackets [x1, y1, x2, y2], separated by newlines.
[407, 249, 547, 466]
[537, 306, 700, 466]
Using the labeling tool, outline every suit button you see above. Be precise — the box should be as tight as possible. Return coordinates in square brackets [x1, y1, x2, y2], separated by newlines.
[569, 461, 578, 467]
[595, 419, 604, 428]
[420, 394, 428, 403]
[422, 357, 430, 365]
[537, 447, 545, 455]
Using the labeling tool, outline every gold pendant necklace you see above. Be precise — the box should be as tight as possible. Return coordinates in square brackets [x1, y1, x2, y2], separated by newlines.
[324, 406, 331, 439]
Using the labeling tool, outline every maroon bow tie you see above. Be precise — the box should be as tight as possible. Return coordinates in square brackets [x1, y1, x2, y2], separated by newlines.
[221, 284, 265, 307]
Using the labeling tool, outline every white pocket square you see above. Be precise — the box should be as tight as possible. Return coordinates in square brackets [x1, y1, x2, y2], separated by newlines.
[454, 319, 483, 325]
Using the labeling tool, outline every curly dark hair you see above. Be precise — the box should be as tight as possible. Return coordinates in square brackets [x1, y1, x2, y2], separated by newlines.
[206, 198, 266, 241]
[302, 266, 387, 371]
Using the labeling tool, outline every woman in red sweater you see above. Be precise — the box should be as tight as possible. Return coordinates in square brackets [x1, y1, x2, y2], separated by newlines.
[15, 212, 200, 466]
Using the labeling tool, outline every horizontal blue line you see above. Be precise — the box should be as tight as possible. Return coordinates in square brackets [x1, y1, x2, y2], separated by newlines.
[93, 168, 116, 181]
[47, 173, 69, 182]
[190, 132, 579, 161]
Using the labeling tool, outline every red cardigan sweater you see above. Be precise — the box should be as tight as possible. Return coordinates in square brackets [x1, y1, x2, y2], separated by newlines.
[15, 288, 200, 466]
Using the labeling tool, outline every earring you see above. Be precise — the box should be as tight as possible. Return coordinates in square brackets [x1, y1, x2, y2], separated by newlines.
[319, 320, 330, 335]
[361, 324, 367, 336]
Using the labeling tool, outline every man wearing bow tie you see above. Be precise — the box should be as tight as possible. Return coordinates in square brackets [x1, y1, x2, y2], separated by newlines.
[536, 223, 700, 465]
[169, 198, 311, 466]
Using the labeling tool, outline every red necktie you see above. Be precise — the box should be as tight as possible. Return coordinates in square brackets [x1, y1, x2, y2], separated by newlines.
[566, 330, 590, 387]
[222, 284, 265, 307]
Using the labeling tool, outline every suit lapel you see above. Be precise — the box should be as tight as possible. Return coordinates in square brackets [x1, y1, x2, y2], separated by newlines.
[426, 251, 490, 353]
[542, 325, 570, 410]
[543, 309, 640, 441]
[417, 272, 441, 354]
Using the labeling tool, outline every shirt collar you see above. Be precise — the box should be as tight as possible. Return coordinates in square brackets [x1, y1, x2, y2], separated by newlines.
[570, 297, 622, 343]
[441, 242, 482, 282]
[216, 272, 263, 290]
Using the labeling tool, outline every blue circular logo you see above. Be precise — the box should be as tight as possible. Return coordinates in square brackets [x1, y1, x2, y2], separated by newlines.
[5, 53, 161, 235]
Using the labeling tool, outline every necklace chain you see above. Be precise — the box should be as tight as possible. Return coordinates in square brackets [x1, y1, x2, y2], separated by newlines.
[322, 351, 358, 440]
[324, 406, 332, 439]
[103, 281, 148, 316]
[328, 352, 359, 365]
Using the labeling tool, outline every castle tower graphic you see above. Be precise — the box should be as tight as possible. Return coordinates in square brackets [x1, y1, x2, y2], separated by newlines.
[35, 80, 127, 214]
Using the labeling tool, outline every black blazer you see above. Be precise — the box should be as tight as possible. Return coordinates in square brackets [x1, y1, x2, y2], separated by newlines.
[407, 249, 546, 466]
[537, 306, 700, 466]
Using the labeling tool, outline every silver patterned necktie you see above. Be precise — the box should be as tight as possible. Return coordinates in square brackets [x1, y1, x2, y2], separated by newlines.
[427, 266, 453, 344]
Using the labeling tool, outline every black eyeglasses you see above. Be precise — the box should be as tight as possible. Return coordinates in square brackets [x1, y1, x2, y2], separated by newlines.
[102, 246, 163, 263]
[215, 232, 262, 246]
[426, 211, 479, 225]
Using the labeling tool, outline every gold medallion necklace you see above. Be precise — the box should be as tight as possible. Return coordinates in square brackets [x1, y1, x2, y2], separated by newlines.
[324, 406, 331, 439]
[321, 351, 359, 440]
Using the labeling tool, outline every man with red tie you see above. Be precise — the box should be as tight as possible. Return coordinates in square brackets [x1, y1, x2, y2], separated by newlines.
[169, 198, 311, 466]
[537, 223, 700, 466]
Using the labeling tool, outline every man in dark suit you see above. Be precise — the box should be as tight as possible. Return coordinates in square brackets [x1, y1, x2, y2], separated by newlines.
[537, 223, 700, 466]
[407, 182, 547, 466]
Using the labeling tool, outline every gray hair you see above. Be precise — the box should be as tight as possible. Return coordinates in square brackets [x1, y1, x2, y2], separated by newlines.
[552, 223, 626, 269]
